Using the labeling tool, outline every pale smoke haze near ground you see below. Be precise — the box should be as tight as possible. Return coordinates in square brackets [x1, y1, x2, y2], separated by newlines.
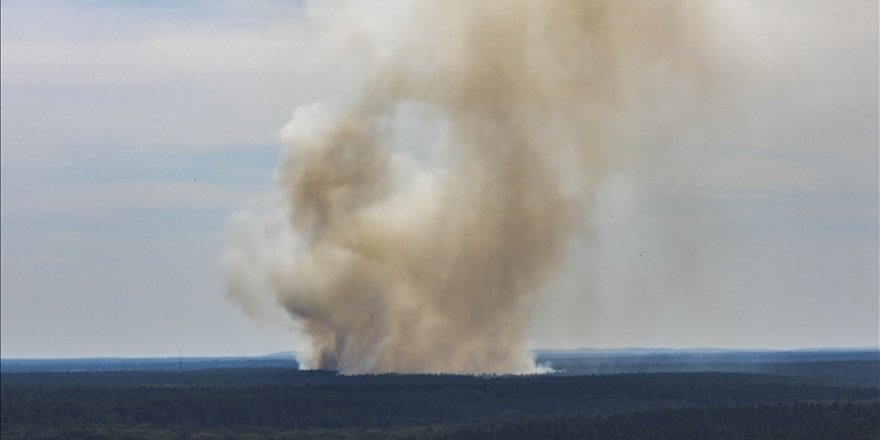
[0, 0, 876, 360]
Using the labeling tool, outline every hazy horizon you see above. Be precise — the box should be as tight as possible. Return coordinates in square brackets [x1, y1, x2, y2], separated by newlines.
[3, 345, 879, 362]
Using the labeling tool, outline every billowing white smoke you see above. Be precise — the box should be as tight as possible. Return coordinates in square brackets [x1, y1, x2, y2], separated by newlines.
[224, 0, 746, 374]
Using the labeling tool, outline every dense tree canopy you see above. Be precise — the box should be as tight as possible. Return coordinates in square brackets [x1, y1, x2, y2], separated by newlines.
[2, 367, 878, 439]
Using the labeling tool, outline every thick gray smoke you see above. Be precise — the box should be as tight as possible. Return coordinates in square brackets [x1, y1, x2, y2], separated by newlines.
[224, 0, 746, 374]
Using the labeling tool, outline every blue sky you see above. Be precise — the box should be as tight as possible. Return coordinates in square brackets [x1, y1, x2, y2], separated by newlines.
[1, 0, 877, 357]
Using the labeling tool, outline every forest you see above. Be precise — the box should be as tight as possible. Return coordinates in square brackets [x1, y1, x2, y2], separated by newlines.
[2, 357, 879, 439]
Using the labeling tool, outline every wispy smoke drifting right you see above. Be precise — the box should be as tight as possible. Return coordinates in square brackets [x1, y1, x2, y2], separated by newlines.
[224, 0, 748, 374]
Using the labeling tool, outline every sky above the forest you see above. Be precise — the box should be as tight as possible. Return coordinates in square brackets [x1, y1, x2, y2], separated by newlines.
[1, 0, 876, 358]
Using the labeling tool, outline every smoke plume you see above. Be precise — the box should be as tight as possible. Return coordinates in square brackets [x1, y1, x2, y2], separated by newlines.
[224, 0, 745, 374]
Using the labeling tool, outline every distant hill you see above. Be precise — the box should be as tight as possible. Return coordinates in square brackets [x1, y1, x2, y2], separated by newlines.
[259, 351, 299, 359]
[0, 355, 299, 373]
[533, 348, 880, 388]
[532, 347, 880, 363]
[3, 348, 876, 379]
